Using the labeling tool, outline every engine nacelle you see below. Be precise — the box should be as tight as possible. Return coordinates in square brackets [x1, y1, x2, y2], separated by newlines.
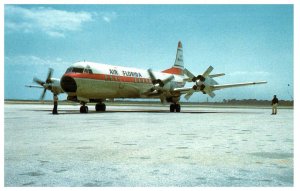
[193, 76, 217, 95]
[50, 78, 64, 95]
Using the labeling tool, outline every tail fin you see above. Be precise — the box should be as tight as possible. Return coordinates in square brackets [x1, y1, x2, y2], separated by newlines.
[162, 41, 184, 75]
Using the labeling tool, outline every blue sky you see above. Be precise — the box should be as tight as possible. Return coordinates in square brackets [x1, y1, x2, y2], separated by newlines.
[4, 4, 294, 101]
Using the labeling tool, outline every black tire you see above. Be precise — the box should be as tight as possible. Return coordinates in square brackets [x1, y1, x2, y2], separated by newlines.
[170, 104, 175, 112]
[95, 103, 106, 111]
[95, 104, 100, 111]
[80, 106, 84, 113]
[175, 104, 181, 112]
[100, 104, 106, 111]
[80, 106, 88, 113]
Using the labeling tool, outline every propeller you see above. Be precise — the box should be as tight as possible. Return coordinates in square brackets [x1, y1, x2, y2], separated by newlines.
[33, 68, 54, 100]
[147, 69, 174, 92]
[184, 66, 216, 100]
[147, 69, 175, 104]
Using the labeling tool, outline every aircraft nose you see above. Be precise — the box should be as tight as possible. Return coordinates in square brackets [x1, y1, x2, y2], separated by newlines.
[60, 75, 77, 92]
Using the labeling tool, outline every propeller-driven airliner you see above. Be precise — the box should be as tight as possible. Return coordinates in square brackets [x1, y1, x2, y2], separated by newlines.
[27, 41, 267, 113]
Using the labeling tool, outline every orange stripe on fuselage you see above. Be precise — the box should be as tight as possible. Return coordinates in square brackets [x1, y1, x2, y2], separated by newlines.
[63, 73, 153, 84]
[162, 67, 183, 75]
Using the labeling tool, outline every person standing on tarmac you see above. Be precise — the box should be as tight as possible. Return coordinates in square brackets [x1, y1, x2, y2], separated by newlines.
[52, 94, 58, 114]
[271, 95, 279, 115]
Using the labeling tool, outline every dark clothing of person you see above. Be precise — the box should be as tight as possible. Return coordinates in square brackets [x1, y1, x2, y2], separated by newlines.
[272, 97, 279, 105]
[271, 96, 279, 115]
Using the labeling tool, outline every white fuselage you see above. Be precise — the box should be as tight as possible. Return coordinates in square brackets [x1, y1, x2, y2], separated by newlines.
[60, 61, 185, 102]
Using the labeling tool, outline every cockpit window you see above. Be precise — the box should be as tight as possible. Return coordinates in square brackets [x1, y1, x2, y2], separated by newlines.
[72, 68, 84, 73]
[83, 68, 93, 74]
[65, 67, 73, 73]
[65, 67, 84, 74]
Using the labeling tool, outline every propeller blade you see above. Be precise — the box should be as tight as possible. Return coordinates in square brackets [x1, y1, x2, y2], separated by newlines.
[33, 77, 45, 86]
[46, 68, 54, 83]
[183, 68, 195, 78]
[183, 68, 196, 82]
[161, 75, 175, 86]
[40, 88, 47, 100]
[207, 91, 216, 98]
[147, 69, 156, 83]
[202, 66, 214, 77]
[159, 95, 167, 104]
[184, 89, 195, 100]
[25, 85, 44, 89]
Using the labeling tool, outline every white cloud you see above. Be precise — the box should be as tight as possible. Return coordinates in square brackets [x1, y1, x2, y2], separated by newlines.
[101, 12, 117, 23]
[5, 5, 93, 38]
[5, 55, 70, 68]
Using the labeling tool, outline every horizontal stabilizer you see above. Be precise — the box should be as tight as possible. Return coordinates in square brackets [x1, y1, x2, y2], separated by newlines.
[209, 73, 225, 78]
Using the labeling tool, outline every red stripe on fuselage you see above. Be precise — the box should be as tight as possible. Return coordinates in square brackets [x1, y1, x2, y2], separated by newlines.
[63, 73, 153, 84]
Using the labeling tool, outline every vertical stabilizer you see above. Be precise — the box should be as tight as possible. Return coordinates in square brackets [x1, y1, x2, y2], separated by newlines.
[162, 41, 184, 75]
[174, 41, 184, 69]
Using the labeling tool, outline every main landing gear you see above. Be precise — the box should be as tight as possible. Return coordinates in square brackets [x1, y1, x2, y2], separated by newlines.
[95, 103, 106, 112]
[170, 103, 181, 112]
[79, 102, 106, 113]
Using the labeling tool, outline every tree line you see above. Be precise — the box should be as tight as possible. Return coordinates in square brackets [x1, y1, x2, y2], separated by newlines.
[201, 99, 294, 106]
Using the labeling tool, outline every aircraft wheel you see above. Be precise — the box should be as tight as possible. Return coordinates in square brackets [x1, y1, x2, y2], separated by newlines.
[101, 104, 106, 111]
[80, 106, 89, 113]
[175, 104, 181, 112]
[170, 104, 175, 112]
[95, 103, 106, 111]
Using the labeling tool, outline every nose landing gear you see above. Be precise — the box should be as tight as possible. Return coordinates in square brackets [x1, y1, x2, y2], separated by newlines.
[80, 103, 89, 113]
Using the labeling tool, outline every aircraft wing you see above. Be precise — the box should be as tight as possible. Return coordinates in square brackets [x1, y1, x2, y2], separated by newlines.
[174, 81, 267, 93]
[211, 81, 267, 91]
[173, 81, 267, 100]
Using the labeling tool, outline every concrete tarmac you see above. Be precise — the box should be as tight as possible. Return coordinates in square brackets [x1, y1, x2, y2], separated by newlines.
[4, 103, 293, 186]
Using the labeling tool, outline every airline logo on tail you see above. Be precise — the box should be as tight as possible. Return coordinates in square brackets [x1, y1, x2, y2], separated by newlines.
[174, 41, 184, 69]
[162, 41, 184, 75]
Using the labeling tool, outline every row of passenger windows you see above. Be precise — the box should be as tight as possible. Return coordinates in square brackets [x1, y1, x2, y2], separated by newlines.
[65, 67, 93, 74]
[105, 75, 151, 83]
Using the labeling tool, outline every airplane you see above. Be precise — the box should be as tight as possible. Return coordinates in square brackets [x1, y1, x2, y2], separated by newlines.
[28, 41, 267, 113]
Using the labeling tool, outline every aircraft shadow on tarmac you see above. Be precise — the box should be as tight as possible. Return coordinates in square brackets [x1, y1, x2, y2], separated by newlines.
[30, 109, 262, 115]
